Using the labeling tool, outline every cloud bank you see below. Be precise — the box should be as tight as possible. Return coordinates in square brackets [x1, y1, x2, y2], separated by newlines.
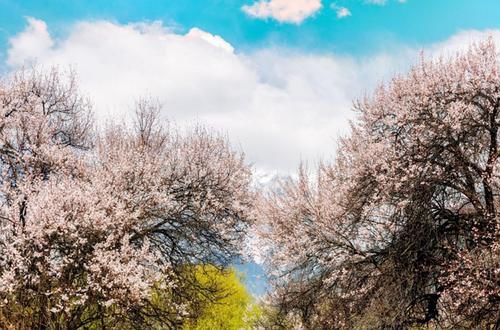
[6, 18, 500, 176]
[242, 0, 322, 24]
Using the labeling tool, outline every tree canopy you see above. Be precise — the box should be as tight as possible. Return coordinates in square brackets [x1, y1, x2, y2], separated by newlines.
[0, 69, 255, 329]
[256, 40, 499, 329]
[0, 40, 498, 330]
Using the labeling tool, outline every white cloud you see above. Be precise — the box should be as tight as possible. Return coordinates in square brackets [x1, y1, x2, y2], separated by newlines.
[7, 17, 53, 67]
[336, 7, 351, 18]
[366, 0, 387, 5]
[185, 27, 235, 53]
[242, 0, 322, 24]
[6, 19, 500, 175]
[365, 0, 407, 5]
[331, 4, 351, 18]
[427, 29, 500, 57]
[8, 18, 379, 174]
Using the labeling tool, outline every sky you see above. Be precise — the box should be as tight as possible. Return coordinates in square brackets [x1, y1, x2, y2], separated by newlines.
[2, 0, 500, 296]
[2, 1, 500, 176]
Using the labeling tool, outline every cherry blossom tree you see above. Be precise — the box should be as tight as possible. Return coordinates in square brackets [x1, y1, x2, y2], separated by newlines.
[257, 40, 499, 329]
[0, 69, 254, 329]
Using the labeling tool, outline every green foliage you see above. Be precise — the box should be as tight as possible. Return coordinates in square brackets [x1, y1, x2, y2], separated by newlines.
[182, 265, 261, 330]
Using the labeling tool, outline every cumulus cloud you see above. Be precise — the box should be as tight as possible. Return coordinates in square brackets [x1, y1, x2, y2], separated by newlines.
[7, 18, 381, 174]
[185, 28, 235, 53]
[6, 18, 499, 175]
[7, 17, 53, 66]
[9, 20, 252, 120]
[242, 0, 322, 24]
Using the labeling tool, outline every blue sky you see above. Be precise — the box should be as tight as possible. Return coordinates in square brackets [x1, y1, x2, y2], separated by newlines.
[2, 0, 500, 58]
[1, 0, 500, 296]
